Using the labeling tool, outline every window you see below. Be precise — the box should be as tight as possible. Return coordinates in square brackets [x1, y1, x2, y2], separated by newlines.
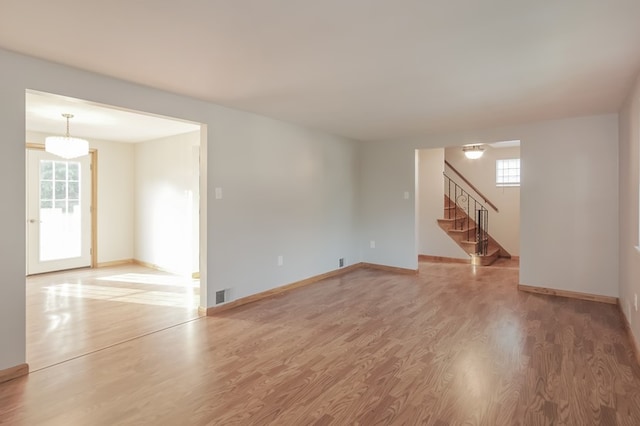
[496, 158, 520, 187]
[40, 160, 81, 214]
[39, 160, 82, 261]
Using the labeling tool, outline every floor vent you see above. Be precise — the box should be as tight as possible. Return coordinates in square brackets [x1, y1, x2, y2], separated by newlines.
[215, 290, 227, 305]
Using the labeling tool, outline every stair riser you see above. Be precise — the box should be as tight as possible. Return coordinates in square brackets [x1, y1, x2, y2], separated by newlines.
[436, 218, 466, 231]
[451, 237, 494, 258]
[443, 207, 468, 218]
[471, 250, 499, 266]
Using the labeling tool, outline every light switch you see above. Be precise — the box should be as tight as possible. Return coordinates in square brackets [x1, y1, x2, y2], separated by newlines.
[404, 191, 410, 200]
[215, 187, 223, 199]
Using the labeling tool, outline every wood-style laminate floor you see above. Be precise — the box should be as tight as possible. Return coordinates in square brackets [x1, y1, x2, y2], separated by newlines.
[26, 264, 200, 371]
[3, 260, 640, 425]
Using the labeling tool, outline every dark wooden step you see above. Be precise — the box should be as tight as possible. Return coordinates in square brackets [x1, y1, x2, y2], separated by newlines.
[470, 247, 500, 266]
[439, 217, 466, 223]
[448, 227, 475, 234]
[461, 238, 489, 245]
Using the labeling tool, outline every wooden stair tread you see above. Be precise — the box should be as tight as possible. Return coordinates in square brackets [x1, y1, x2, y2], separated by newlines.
[461, 238, 488, 244]
[470, 247, 500, 266]
[448, 227, 475, 233]
[438, 217, 465, 223]
[476, 247, 500, 257]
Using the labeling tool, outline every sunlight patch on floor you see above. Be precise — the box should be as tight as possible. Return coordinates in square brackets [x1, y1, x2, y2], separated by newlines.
[97, 273, 199, 287]
[43, 283, 199, 308]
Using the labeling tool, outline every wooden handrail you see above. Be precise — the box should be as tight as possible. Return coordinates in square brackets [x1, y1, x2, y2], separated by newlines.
[444, 160, 499, 212]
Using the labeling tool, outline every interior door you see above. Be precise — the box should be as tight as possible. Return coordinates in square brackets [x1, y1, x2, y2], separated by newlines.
[26, 149, 92, 275]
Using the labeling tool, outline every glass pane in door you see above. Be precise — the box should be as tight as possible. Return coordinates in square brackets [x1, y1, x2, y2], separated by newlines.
[39, 160, 82, 261]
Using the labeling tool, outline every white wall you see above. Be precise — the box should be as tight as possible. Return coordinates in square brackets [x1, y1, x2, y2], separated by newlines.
[444, 145, 520, 255]
[212, 116, 360, 299]
[359, 144, 417, 270]
[416, 149, 467, 259]
[134, 131, 199, 275]
[26, 131, 135, 264]
[0, 72, 26, 371]
[619, 72, 640, 347]
[359, 114, 619, 297]
[520, 115, 618, 297]
[0, 48, 360, 371]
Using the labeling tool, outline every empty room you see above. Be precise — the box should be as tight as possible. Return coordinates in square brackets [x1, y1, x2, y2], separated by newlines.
[1, 1, 640, 425]
[24, 90, 204, 371]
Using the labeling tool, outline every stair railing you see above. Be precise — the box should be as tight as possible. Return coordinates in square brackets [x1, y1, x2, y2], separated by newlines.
[443, 172, 489, 256]
[445, 160, 499, 212]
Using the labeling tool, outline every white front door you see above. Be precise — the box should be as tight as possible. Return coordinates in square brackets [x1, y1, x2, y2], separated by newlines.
[26, 149, 92, 275]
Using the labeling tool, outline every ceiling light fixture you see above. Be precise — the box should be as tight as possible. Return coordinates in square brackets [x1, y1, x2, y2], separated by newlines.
[462, 144, 485, 160]
[45, 113, 89, 159]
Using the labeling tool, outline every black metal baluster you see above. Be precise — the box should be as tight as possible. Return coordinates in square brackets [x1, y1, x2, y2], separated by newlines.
[477, 209, 482, 255]
[442, 172, 491, 257]
[485, 209, 489, 255]
[469, 202, 472, 245]
[448, 177, 451, 219]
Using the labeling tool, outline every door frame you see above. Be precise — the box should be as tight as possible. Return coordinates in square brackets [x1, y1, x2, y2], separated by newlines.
[26, 143, 98, 270]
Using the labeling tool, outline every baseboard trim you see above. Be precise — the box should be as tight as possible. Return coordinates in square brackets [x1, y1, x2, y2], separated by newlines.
[617, 300, 640, 366]
[0, 363, 28, 384]
[133, 259, 163, 271]
[206, 263, 363, 315]
[362, 263, 419, 275]
[418, 254, 469, 264]
[206, 261, 418, 315]
[518, 284, 617, 305]
[133, 260, 196, 278]
[97, 259, 134, 268]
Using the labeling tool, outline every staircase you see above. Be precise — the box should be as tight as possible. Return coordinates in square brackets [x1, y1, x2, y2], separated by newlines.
[437, 172, 510, 266]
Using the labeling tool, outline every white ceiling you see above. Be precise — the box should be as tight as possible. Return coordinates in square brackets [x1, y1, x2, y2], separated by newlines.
[26, 91, 200, 143]
[3, 1, 640, 142]
[489, 140, 520, 149]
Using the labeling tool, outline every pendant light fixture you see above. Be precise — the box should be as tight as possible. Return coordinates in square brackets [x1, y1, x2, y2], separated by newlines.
[462, 144, 485, 160]
[45, 113, 89, 159]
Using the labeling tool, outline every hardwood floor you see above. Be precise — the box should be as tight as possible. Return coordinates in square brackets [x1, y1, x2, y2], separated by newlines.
[2, 261, 639, 424]
[26, 264, 200, 371]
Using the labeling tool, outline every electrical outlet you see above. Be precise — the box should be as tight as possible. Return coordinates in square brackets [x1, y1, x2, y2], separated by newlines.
[370, 240, 376, 249]
[215, 187, 223, 199]
[635, 294, 638, 311]
[277, 255, 283, 266]
[339, 258, 345, 268]
[404, 191, 410, 200]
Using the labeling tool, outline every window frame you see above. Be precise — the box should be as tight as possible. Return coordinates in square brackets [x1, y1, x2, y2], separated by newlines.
[496, 158, 520, 187]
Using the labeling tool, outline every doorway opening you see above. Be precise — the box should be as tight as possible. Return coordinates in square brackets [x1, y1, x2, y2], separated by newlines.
[414, 142, 521, 270]
[25, 89, 206, 370]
